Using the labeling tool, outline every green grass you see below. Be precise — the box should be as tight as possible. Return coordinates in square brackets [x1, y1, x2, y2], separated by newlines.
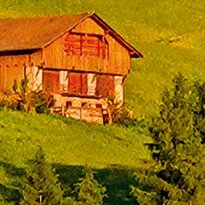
[0, 0, 203, 170]
[0, 0, 203, 168]
[0, 110, 151, 168]
[0, 109, 151, 204]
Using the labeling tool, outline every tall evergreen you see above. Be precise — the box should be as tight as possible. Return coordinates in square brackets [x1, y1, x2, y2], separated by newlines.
[74, 167, 107, 205]
[132, 74, 205, 205]
[20, 147, 65, 205]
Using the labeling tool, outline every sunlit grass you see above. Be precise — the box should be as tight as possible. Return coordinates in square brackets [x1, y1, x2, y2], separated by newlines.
[0, 110, 152, 168]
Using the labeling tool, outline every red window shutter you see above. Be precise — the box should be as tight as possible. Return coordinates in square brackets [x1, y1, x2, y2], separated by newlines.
[64, 34, 81, 55]
[85, 36, 99, 57]
[68, 73, 82, 95]
[68, 73, 88, 96]
[64, 33, 106, 58]
[43, 71, 60, 93]
[96, 75, 114, 98]
[81, 74, 88, 95]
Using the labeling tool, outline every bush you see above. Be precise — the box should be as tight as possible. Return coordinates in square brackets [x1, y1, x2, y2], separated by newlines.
[0, 78, 55, 114]
[107, 99, 133, 125]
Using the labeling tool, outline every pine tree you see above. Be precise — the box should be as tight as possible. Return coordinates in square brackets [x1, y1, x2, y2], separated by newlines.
[20, 147, 66, 205]
[132, 74, 205, 205]
[74, 167, 107, 205]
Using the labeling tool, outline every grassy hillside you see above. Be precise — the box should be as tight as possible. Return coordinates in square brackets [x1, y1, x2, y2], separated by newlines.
[0, 0, 203, 168]
[0, 0, 204, 117]
[0, 0, 203, 166]
[0, 110, 152, 204]
[0, 1, 204, 204]
[0, 110, 151, 168]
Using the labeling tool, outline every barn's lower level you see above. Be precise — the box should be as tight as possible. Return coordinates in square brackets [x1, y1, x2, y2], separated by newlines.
[0, 64, 125, 124]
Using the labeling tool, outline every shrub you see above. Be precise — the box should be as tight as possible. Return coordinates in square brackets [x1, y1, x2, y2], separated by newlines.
[0, 78, 55, 114]
[106, 98, 133, 125]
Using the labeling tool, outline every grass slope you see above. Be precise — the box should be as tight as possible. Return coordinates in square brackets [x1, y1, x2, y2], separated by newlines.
[0, 0, 204, 165]
[0, 110, 151, 168]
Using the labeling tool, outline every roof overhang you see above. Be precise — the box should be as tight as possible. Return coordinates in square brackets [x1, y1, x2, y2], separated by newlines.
[0, 12, 143, 59]
[89, 13, 143, 58]
[43, 12, 143, 58]
[0, 48, 40, 56]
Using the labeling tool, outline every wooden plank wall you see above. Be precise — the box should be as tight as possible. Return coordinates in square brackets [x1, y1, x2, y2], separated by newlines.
[43, 18, 131, 75]
[0, 51, 42, 92]
[107, 34, 131, 75]
[0, 55, 28, 92]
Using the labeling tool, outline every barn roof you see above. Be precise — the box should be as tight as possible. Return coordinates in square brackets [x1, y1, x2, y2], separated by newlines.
[0, 12, 143, 58]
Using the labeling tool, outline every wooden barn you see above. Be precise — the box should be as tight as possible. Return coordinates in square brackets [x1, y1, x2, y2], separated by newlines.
[0, 12, 142, 124]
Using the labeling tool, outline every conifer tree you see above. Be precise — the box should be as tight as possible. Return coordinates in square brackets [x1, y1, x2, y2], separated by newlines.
[132, 74, 205, 205]
[20, 147, 66, 205]
[74, 167, 107, 205]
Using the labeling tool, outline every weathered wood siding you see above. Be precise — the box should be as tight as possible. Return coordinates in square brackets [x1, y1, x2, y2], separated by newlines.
[0, 51, 42, 92]
[0, 55, 27, 92]
[72, 18, 104, 35]
[106, 35, 131, 75]
[29, 50, 43, 67]
[43, 18, 130, 75]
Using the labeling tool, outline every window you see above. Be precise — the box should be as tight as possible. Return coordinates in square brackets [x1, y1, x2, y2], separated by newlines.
[64, 33, 108, 59]
[68, 72, 87, 96]
[96, 75, 114, 98]
[43, 70, 60, 93]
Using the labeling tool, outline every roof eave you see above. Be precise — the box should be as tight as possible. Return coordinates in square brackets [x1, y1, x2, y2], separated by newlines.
[90, 13, 143, 58]
[42, 12, 91, 49]
[130, 51, 143, 58]
[0, 48, 41, 55]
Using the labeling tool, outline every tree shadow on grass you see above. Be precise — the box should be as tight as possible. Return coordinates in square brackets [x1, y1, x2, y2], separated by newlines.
[0, 161, 24, 204]
[0, 161, 25, 177]
[0, 161, 140, 205]
[54, 164, 139, 205]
